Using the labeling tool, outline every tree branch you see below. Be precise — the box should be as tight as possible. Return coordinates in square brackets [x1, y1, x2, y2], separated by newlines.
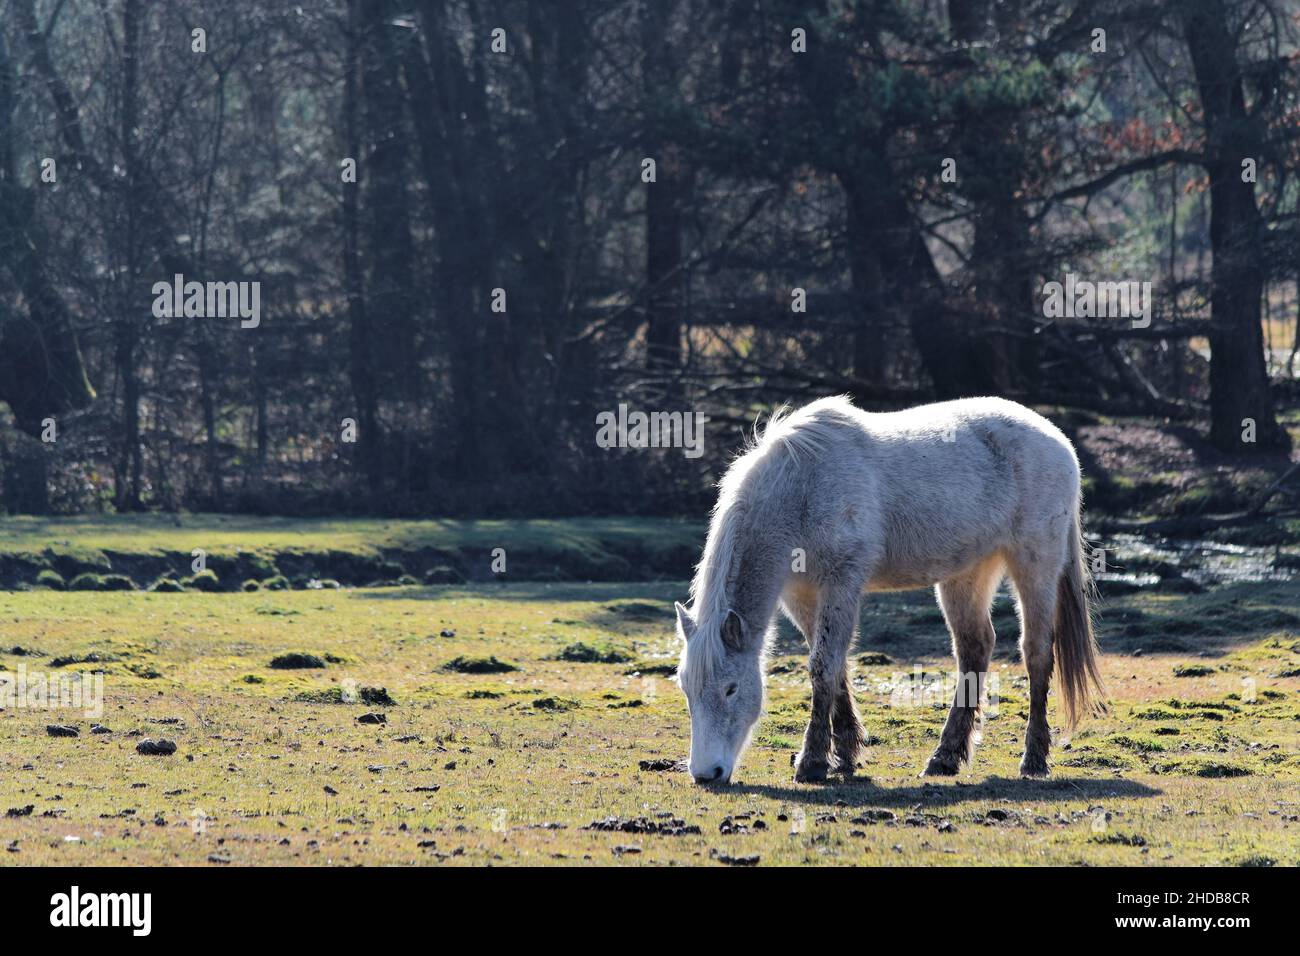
[1041, 148, 1204, 210]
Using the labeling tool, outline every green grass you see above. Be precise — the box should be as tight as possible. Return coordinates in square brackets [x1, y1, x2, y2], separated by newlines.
[0, 515, 706, 589]
[0, 578, 1296, 866]
[0, 514, 705, 556]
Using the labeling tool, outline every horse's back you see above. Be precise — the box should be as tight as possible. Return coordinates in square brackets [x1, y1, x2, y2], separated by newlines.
[795, 395, 1078, 496]
[769, 396, 1080, 588]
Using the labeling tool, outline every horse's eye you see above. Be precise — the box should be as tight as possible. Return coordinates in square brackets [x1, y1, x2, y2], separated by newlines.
[725, 684, 738, 698]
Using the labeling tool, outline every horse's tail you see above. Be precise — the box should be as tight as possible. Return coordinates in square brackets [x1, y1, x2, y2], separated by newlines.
[1053, 506, 1106, 729]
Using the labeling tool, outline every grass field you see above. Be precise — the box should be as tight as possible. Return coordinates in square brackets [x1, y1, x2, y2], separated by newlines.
[0, 514, 706, 559]
[1, 567, 1296, 866]
[0, 514, 705, 589]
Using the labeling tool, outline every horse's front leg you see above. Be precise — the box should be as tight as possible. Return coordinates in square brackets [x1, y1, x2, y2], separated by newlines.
[831, 671, 866, 775]
[794, 587, 860, 783]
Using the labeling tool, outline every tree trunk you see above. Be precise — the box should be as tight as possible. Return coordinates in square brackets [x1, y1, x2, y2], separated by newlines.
[404, 0, 545, 496]
[1, 431, 50, 515]
[343, 0, 382, 497]
[1181, 0, 1288, 451]
[844, 166, 986, 399]
[644, 144, 689, 372]
[0, 185, 96, 434]
[401, 1, 489, 481]
[114, 0, 144, 511]
[0, 31, 95, 437]
[793, 10, 984, 400]
[845, 191, 888, 384]
[360, 0, 418, 392]
[948, 0, 1038, 396]
[643, 1, 688, 373]
[359, 0, 421, 507]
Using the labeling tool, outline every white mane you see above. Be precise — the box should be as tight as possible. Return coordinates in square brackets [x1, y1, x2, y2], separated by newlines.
[680, 397, 853, 692]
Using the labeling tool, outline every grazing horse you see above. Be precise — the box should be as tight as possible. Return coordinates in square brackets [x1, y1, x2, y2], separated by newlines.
[674, 395, 1104, 785]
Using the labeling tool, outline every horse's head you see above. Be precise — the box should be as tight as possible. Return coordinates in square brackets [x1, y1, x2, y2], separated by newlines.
[674, 601, 764, 785]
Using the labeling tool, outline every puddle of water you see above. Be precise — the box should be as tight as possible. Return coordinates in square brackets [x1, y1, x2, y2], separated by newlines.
[1093, 571, 1162, 589]
[1097, 533, 1297, 589]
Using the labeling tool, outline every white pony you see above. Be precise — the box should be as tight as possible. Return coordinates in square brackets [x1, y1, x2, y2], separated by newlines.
[674, 395, 1104, 784]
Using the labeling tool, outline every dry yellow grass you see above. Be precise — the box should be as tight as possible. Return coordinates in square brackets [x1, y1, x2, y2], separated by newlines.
[0, 580, 1296, 866]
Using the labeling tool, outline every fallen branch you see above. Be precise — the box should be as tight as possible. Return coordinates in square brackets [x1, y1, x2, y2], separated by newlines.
[1247, 461, 1300, 516]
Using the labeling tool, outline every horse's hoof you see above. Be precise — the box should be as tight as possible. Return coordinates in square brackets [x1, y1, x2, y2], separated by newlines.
[921, 754, 960, 777]
[1019, 756, 1050, 779]
[793, 760, 829, 784]
[831, 758, 857, 777]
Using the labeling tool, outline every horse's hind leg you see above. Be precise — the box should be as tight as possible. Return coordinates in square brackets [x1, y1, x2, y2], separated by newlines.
[782, 583, 865, 776]
[922, 557, 1003, 777]
[1007, 551, 1065, 778]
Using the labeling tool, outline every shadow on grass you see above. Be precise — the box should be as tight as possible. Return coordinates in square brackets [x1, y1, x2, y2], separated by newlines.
[780, 580, 1300, 663]
[724, 775, 1161, 810]
[352, 579, 1300, 666]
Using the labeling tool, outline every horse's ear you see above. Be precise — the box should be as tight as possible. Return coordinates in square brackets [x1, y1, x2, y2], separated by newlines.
[721, 609, 746, 652]
[674, 602, 695, 641]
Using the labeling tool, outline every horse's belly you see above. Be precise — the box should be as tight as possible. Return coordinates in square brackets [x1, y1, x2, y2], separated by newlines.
[864, 549, 997, 592]
[863, 567, 944, 592]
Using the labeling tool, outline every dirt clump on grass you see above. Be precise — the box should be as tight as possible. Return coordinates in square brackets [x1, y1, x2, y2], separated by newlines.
[712, 850, 761, 866]
[442, 655, 518, 674]
[639, 758, 686, 772]
[49, 652, 115, 668]
[582, 816, 701, 836]
[269, 653, 327, 669]
[295, 686, 395, 705]
[623, 660, 677, 677]
[554, 642, 633, 664]
[532, 696, 579, 712]
[136, 739, 177, 756]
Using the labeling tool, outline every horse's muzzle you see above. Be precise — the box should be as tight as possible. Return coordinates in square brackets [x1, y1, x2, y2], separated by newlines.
[692, 765, 730, 785]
